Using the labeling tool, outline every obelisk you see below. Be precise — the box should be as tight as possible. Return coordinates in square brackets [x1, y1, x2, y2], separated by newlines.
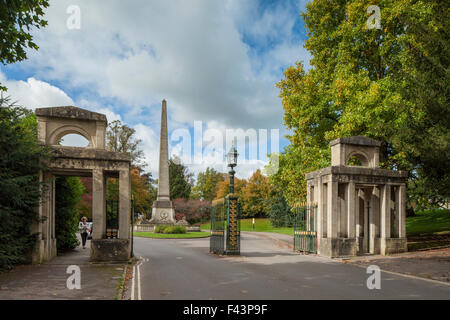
[150, 100, 176, 225]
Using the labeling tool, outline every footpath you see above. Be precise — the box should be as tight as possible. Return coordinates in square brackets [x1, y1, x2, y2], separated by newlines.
[0, 236, 126, 300]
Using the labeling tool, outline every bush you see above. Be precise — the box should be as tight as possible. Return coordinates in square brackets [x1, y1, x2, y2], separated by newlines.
[164, 226, 187, 234]
[55, 177, 84, 252]
[154, 225, 169, 233]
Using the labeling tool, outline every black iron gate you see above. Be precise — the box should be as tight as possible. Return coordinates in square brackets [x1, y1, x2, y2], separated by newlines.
[293, 204, 317, 253]
[106, 199, 119, 239]
[210, 198, 225, 254]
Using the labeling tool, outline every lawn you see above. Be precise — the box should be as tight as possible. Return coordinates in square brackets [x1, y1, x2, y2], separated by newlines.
[200, 218, 294, 236]
[406, 209, 450, 236]
[133, 232, 210, 239]
[198, 209, 450, 239]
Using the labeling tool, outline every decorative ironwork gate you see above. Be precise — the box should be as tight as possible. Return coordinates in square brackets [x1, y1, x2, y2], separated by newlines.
[210, 196, 241, 255]
[210, 198, 225, 254]
[106, 199, 119, 239]
[293, 204, 317, 253]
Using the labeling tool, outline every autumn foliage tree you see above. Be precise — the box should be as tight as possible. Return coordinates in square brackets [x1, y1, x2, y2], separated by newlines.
[241, 170, 271, 218]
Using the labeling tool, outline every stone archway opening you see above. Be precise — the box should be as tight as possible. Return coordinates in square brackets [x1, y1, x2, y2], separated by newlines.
[59, 133, 90, 147]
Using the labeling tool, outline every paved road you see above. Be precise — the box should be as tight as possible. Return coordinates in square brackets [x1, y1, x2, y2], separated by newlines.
[131, 232, 450, 300]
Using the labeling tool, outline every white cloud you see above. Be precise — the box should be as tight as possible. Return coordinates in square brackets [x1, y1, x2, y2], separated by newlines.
[0, 71, 74, 109]
[14, 0, 308, 130]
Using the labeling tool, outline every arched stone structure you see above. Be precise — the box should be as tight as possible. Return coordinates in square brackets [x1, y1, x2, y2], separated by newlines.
[306, 136, 407, 258]
[33, 106, 131, 263]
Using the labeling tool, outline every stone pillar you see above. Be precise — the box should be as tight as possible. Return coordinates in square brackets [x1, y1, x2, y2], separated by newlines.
[380, 184, 391, 239]
[327, 180, 338, 238]
[397, 185, 406, 238]
[363, 193, 370, 253]
[347, 181, 356, 238]
[119, 169, 131, 240]
[92, 169, 106, 239]
[316, 178, 323, 239]
[95, 121, 107, 149]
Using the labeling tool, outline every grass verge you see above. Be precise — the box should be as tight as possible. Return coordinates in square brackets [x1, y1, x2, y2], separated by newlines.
[200, 218, 294, 236]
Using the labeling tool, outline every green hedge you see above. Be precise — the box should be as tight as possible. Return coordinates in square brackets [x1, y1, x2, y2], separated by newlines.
[154, 225, 186, 234]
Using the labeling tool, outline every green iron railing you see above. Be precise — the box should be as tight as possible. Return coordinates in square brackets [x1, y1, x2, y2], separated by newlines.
[210, 198, 225, 254]
[293, 204, 318, 254]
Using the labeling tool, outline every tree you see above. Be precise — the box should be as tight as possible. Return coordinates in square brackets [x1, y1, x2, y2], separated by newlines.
[241, 170, 271, 218]
[274, 0, 449, 208]
[106, 120, 144, 167]
[215, 175, 247, 203]
[0, 0, 49, 90]
[191, 167, 225, 201]
[269, 192, 293, 228]
[0, 95, 48, 271]
[169, 157, 193, 200]
[55, 177, 85, 252]
[172, 199, 211, 225]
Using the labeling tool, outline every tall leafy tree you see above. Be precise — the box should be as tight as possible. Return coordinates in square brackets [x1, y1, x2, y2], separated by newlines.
[0, 95, 48, 271]
[242, 170, 271, 218]
[273, 0, 449, 208]
[0, 0, 49, 90]
[191, 167, 225, 201]
[169, 157, 193, 200]
[106, 120, 144, 167]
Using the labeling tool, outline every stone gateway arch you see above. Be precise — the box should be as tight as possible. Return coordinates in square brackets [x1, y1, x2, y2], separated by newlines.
[33, 106, 131, 263]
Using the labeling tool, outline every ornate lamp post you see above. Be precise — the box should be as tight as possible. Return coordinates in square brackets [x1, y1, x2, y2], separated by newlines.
[225, 143, 240, 255]
[226, 143, 238, 194]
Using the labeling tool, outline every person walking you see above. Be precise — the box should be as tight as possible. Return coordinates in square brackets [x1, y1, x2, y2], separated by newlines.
[78, 217, 91, 249]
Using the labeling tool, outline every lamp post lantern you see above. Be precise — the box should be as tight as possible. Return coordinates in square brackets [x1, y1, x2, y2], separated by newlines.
[227, 143, 238, 194]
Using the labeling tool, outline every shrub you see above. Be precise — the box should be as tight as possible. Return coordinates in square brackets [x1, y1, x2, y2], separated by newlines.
[154, 225, 169, 233]
[164, 226, 187, 234]
[55, 177, 84, 252]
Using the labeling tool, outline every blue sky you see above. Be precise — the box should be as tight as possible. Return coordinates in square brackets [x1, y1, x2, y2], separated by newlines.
[0, 0, 311, 179]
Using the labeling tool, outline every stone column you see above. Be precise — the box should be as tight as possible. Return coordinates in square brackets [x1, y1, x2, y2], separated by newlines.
[316, 178, 323, 239]
[92, 169, 106, 239]
[380, 184, 391, 239]
[327, 180, 338, 238]
[397, 185, 406, 238]
[347, 181, 356, 238]
[119, 169, 131, 240]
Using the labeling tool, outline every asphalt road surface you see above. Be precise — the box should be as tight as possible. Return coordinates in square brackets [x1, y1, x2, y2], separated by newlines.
[131, 232, 450, 300]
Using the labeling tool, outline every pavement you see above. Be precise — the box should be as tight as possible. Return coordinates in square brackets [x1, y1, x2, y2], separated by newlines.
[126, 232, 450, 300]
[0, 234, 126, 300]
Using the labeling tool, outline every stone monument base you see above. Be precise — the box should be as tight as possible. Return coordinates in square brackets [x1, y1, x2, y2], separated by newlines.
[149, 200, 176, 225]
[90, 239, 130, 262]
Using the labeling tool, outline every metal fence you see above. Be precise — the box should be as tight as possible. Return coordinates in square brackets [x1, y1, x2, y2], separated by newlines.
[293, 204, 317, 254]
[210, 198, 226, 254]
